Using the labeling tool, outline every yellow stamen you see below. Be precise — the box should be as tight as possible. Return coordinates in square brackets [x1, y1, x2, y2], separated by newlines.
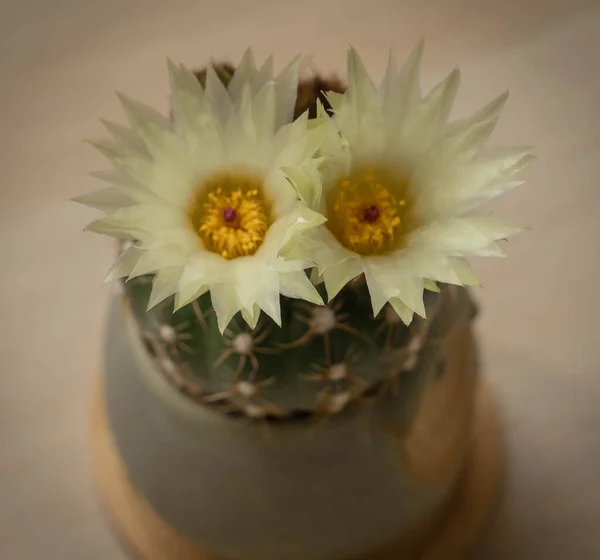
[187, 172, 270, 259]
[326, 166, 417, 255]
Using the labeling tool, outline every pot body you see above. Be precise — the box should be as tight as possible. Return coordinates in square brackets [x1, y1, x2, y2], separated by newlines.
[103, 296, 478, 560]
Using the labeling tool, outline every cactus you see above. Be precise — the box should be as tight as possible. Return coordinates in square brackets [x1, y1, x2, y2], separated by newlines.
[114, 64, 477, 422]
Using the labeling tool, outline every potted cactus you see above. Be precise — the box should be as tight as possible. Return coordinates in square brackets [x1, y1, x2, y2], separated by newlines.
[77, 45, 533, 559]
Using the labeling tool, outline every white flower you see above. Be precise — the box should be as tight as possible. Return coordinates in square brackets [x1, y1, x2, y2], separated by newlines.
[75, 50, 326, 333]
[286, 43, 534, 325]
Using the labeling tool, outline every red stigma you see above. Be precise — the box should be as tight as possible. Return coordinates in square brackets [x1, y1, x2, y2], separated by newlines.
[362, 205, 380, 223]
[223, 207, 237, 223]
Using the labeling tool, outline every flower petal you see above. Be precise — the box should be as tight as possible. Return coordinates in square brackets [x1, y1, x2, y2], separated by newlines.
[116, 92, 172, 134]
[254, 284, 282, 326]
[252, 81, 277, 137]
[347, 46, 378, 111]
[241, 304, 262, 329]
[72, 187, 134, 213]
[89, 169, 162, 206]
[204, 64, 232, 122]
[148, 267, 185, 309]
[423, 279, 440, 292]
[283, 226, 354, 274]
[209, 283, 244, 334]
[464, 214, 528, 241]
[459, 148, 535, 205]
[84, 204, 184, 239]
[252, 56, 274, 94]
[129, 247, 186, 279]
[382, 40, 424, 127]
[227, 48, 257, 101]
[411, 216, 515, 256]
[168, 60, 210, 136]
[322, 258, 363, 301]
[272, 112, 310, 168]
[116, 93, 176, 158]
[275, 55, 300, 127]
[447, 257, 481, 287]
[363, 260, 425, 317]
[383, 245, 461, 285]
[178, 251, 227, 297]
[417, 147, 535, 218]
[281, 160, 323, 210]
[100, 119, 149, 158]
[174, 284, 209, 311]
[398, 68, 460, 157]
[104, 245, 143, 282]
[441, 91, 509, 158]
[279, 270, 324, 305]
[277, 201, 327, 255]
[389, 298, 415, 326]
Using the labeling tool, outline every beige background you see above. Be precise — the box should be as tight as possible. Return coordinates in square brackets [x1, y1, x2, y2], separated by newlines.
[1, 0, 599, 558]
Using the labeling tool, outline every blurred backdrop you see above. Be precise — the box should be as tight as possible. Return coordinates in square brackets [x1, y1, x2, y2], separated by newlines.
[1, 0, 599, 558]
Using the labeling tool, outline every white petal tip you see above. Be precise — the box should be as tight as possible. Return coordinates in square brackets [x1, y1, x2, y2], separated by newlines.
[146, 297, 166, 313]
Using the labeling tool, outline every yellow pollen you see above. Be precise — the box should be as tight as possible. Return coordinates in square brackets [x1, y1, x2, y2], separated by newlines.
[187, 172, 270, 259]
[326, 166, 416, 255]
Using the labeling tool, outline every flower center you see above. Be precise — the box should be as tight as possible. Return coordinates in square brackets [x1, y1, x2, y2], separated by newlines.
[223, 207, 237, 223]
[188, 172, 270, 259]
[363, 205, 380, 223]
[326, 166, 417, 255]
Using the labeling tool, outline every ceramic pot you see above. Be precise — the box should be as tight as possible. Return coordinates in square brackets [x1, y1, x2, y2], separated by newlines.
[98, 289, 479, 560]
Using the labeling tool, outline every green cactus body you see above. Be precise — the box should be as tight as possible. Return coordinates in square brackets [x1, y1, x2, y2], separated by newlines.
[123, 263, 475, 423]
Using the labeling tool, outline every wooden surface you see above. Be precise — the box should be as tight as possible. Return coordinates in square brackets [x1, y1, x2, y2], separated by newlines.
[90, 375, 503, 560]
[2, 1, 600, 558]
